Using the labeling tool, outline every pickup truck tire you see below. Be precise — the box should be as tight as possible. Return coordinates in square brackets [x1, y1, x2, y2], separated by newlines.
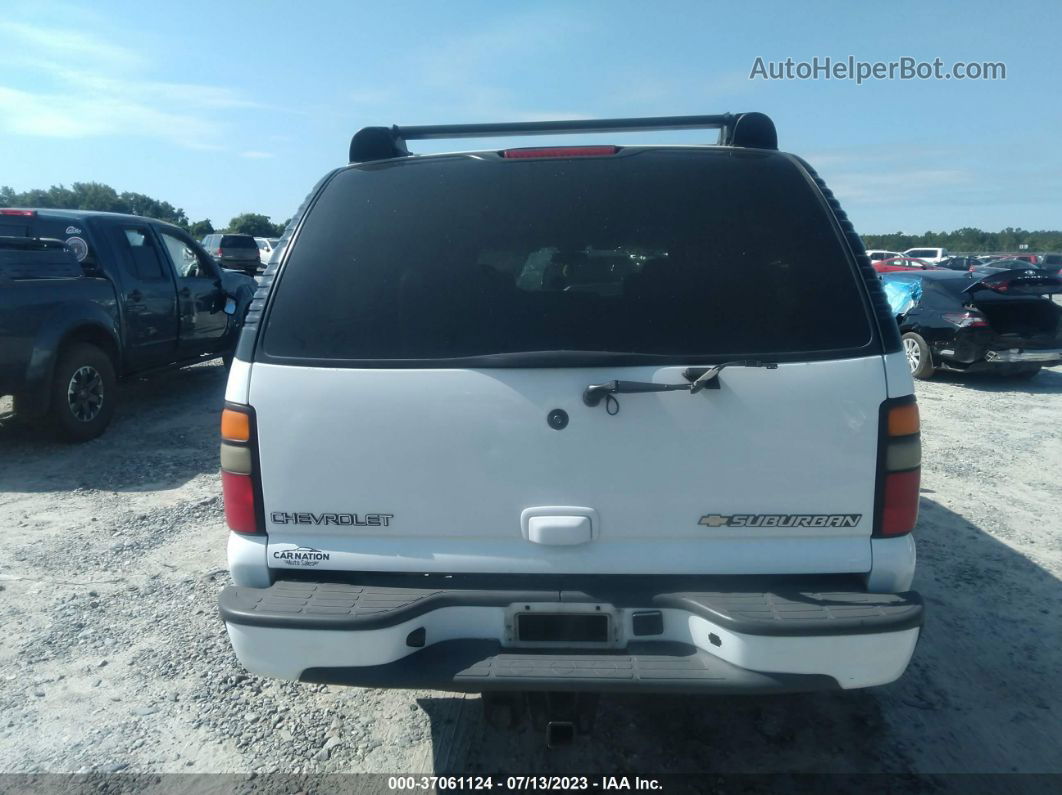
[901, 332, 935, 379]
[49, 342, 117, 442]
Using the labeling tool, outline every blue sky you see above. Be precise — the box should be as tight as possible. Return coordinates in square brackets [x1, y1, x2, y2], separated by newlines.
[1, 0, 1058, 234]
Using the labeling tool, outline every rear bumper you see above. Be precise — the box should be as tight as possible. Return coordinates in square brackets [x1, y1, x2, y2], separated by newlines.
[936, 333, 1062, 369]
[219, 576, 923, 693]
[983, 347, 1062, 363]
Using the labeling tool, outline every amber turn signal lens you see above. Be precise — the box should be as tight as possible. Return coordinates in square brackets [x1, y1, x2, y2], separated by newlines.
[887, 403, 920, 437]
[221, 408, 250, 442]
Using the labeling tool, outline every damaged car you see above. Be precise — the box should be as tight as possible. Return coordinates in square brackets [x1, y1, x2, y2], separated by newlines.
[882, 268, 1062, 379]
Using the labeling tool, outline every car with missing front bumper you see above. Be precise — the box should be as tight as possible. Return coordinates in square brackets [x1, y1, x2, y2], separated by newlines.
[217, 114, 924, 731]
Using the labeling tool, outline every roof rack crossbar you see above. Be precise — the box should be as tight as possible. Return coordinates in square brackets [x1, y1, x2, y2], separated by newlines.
[349, 112, 777, 162]
[395, 114, 735, 140]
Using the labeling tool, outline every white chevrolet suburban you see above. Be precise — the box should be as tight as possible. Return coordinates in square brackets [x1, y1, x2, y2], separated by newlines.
[218, 113, 923, 738]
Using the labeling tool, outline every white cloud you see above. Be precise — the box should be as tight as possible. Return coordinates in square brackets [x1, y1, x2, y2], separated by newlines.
[0, 21, 256, 149]
[0, 20, 142, 69]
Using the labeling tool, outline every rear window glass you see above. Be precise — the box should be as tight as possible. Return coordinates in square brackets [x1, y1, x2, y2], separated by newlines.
[221, 235, 257, 248]
[262, 151, 873, 363]
[11, 217, 95, 264]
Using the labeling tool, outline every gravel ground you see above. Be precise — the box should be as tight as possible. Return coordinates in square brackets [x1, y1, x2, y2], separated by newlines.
[0, 360, 1060, 783]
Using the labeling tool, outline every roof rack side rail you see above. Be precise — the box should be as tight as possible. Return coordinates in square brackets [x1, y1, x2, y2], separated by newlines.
[348, 112, 776, 162]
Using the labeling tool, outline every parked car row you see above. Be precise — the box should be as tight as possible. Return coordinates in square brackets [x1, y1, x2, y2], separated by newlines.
[869, 248, 1062, 277]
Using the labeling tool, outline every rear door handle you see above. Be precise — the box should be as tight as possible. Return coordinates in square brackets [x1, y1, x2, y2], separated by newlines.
[128, 290, 143, 302]
[179, 287, 191, 297]
[520, 507, 598, 545]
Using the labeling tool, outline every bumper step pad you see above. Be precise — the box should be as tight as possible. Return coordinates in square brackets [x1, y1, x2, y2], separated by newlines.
[220, 577, 922, 636]
[300, 640, 838, 693]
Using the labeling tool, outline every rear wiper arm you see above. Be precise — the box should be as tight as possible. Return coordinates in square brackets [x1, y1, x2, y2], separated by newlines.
[687, 359, 778, 393]
[582, 360, 778, 409]
[582, 379, 689, 407]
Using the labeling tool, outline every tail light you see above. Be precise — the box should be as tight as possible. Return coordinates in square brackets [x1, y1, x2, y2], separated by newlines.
[220, 404, 264, 535]
[215, 248, 223, 256]
[942, 311, 989, 328]
[0, 208, 36, 216]
[874, 397, 921, 537]
[502, 145, 618, 159]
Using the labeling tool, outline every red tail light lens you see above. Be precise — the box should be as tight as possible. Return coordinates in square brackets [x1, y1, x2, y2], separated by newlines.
[222, 471, 259, 534]
[881, 469, 920, 537]
[0, 208, 36, 216]
[502, 145, 618, 159]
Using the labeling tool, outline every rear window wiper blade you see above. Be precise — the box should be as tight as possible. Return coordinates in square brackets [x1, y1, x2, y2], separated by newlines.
[582, 360, 778, 409]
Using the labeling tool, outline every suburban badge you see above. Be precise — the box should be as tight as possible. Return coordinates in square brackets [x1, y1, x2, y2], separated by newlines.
[699, 513, 862, 528]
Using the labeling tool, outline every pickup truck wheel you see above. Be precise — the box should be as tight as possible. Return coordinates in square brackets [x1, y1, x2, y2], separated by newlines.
[901, 333, 935, 380]
[49, 343, 117, 442]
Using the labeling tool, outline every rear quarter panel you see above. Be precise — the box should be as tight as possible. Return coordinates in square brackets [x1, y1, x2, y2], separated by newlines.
[0, 278, 119, 396]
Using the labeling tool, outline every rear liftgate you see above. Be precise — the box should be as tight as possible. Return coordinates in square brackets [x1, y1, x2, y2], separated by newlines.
[355, 112, 782, 750]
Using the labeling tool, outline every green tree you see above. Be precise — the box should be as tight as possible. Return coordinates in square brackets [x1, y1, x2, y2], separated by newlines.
[119, 191, 188, 227]
[0, 181, 191, 228]
[188, 219, 214, 239]
[70, 182, 125, 212]
[226, 212, 284, 237]
[862, 227, 1062, 254]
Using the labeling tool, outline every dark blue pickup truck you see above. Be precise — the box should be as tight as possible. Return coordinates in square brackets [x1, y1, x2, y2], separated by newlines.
[0, 209, 256, 441]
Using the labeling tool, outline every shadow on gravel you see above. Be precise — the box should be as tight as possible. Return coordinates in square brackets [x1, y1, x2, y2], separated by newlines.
[927, 367, 1062, 394]
[415, 497, 1061, 778]
[0, 361, 227, 493]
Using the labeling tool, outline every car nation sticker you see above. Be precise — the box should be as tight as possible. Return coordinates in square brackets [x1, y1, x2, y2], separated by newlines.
[271, 546, 330, 566]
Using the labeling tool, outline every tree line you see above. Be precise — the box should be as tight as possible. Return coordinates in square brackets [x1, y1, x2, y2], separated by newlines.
[4, 182, 1060, 253]
[0, 182, 287, 239]
[861, 227, 1062, 253]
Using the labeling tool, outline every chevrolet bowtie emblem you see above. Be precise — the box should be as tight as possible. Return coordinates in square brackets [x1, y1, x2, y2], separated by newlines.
[698, 514, 730, 527]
